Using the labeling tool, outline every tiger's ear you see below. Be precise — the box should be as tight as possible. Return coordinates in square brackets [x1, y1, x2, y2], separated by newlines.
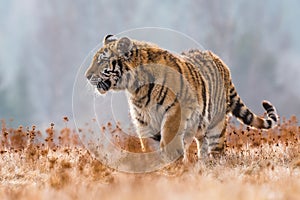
[116, 37, 133, 57]
[103, 34, 117, 45]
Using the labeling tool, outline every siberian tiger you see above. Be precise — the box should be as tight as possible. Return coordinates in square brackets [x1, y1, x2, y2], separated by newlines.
[85, 35, 278, 162]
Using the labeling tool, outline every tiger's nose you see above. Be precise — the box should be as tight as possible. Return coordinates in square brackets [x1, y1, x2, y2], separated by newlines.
[85, 70, 94, 80]
[86, 74, 100, 85]
[86, 73, 99, 81]
[86, 74, 93, 80]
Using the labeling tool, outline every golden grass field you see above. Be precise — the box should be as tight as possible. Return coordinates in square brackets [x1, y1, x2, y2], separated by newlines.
[0, 116, 300, 200]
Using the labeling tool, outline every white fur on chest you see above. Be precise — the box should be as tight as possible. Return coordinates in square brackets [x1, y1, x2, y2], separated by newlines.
[128, 99, 201, 138]
[128, 99, 164, 138]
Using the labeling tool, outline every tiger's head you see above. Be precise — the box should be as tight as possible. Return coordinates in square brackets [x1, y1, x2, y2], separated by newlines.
[85, 35, 134, 94]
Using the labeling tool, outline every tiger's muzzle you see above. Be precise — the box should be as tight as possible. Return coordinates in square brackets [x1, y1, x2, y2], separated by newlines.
[87, 74, 112, 93]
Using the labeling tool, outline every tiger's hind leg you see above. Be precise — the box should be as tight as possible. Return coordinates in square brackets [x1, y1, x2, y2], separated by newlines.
[206, 118, 226, 157]
[194, 132, 208, 159]
[194, 120, 226, 162]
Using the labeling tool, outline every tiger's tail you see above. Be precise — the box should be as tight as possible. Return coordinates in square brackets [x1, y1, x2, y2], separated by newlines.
[228, 83, 278, 129]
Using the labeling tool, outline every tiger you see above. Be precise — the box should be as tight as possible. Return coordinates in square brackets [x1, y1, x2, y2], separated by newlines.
[85, 34, 278, 162]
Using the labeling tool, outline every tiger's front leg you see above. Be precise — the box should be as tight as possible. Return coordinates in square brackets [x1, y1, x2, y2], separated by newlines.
[182, 111, 200, 163]
[159, 103, 185, 162]
[159, 103, 198, 164]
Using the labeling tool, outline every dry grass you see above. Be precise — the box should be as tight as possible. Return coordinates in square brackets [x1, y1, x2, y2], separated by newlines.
[0, 116, 300, 200]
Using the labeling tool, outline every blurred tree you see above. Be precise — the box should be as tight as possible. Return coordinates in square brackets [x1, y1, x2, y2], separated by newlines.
[0, 66, 34, 125]
[0, 71, 10, 119]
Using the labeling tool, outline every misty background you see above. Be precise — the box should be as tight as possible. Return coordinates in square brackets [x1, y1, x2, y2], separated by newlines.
[0, 0, 299, 128]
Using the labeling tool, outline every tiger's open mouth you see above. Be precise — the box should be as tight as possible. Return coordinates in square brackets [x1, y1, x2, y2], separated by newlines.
[87, 75, 112, 93]
[97, 79, 111, 91]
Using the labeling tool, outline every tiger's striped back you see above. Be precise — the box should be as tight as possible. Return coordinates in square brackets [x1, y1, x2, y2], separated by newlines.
[182, 50, 230, 128]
